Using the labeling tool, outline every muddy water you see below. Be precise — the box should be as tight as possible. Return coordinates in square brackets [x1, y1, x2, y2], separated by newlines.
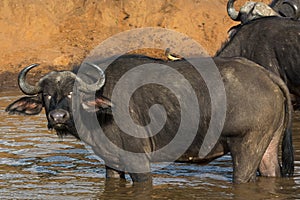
[0, 92, 299, 200]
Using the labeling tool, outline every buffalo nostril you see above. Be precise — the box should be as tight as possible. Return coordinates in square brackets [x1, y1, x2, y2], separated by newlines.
[49, 109, 69, 123]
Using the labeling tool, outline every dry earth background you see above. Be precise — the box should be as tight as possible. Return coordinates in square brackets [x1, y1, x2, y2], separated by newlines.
[0, 0, 269, 91]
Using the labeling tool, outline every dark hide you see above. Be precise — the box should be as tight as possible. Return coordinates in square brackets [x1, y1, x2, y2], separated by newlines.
[216, 17, 300, 106]
[6, 55, 293, 184]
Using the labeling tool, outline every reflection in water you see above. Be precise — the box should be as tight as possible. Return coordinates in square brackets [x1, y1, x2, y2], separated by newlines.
[0, 92, 299, 199]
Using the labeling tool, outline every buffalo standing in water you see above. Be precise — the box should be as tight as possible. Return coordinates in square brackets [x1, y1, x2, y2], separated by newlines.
[6, 55, 293, 184]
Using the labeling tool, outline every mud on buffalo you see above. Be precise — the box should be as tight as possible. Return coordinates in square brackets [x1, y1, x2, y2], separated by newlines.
[6, 55, 294, 184]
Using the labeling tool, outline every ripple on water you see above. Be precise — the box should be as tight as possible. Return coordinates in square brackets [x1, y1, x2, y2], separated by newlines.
[40, 155, 77, 163]
[0, 157, 34, 166]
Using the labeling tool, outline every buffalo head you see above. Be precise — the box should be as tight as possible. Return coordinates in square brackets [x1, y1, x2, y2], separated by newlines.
[227, 0, 279, 23]
[5, 63, 110, 139]
[227, 0, 299, 23]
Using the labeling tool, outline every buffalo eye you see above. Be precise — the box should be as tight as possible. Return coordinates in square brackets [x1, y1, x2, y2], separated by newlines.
[67, 92, 73, 99]
[43, 93, 52, 100]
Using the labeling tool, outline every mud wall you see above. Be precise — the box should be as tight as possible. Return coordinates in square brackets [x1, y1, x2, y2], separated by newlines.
[0, 0, 269, 90]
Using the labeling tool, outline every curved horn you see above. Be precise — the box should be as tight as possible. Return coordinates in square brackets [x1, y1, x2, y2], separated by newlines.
[282, 0, 300, 19]
[18, 64, 41, 95]
[75, 62, 106, 93]
[227, 0, 241, 21]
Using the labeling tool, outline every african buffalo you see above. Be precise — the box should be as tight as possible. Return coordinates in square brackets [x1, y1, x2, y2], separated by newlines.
[227, 0, 300, 23]
[6, 55, 293, 184]
[271, 0, 300, 18]
[216, 17, 300, 108]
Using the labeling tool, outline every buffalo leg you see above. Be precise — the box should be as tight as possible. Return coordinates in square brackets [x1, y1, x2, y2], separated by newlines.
[228, 130, 273, 183]
[121, 153, 152, 185]
[129, 172, 152, 185]
[258, 128, 282, 177]
[105, 165, 125, 179]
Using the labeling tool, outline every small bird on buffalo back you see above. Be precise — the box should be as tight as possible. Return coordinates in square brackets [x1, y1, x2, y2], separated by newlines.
[165, 48, 183, 61]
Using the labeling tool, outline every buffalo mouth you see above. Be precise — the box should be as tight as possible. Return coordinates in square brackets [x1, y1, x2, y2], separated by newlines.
[53, 123, 68, 131]
[49, 123, 80, 140]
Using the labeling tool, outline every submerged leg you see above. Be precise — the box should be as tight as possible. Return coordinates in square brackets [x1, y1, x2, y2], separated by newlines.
[105, 165, 125, 179]
[259, 128, 282, 177]
[129, 172, 152, 185]
[120, 153, 152, 185]
[228, 130, 274, 183]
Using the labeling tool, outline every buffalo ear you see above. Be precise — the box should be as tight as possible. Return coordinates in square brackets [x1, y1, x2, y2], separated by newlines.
[82, 96, 113, 112]
[5, 96, 43, 115]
